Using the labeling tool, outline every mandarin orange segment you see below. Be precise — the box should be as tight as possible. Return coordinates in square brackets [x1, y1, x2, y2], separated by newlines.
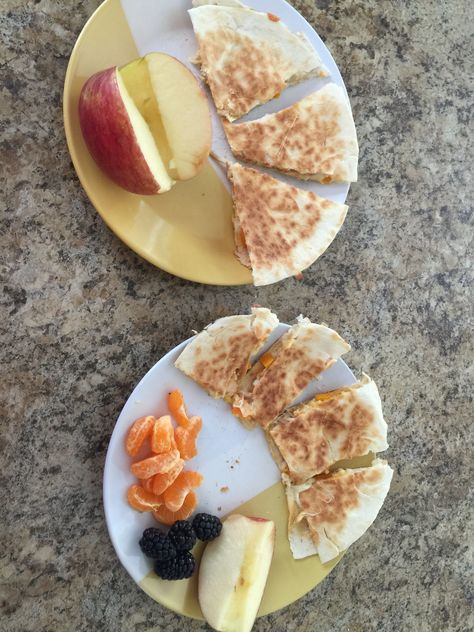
[168, 390, 190, 427]
[150, 458, 184, 496]
[130, 448, 180, 479]
[142, 476, 155, 493]
[175, 427, 197, 460]
[151, 415, 174, 454]
[188, 415, 202, 433]
[175, 416, 202, 460]
[152, 490, 198, 525]
[163, 470, 203, 512]
[125, 415, 155, 457]
[127, 484, 163, 512]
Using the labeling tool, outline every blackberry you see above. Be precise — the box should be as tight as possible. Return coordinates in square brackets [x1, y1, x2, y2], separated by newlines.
[154, 551, 195, 580]
[139, 528, 176, 561]
[168, 520, 196, 551]
[192, 513, 222, 541]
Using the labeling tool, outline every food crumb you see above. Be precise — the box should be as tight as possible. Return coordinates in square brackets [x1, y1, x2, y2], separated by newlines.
[220, 486, 229, 493]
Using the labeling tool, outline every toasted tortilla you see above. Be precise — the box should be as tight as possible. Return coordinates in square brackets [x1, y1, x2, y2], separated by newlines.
[285, 459, 393, 562]
[269, 375, 388, 483]
[189, 0, 328, 121]
[228, 162, 348, 286]
[233, 317, 350, 428]
[175, 307, 279, 400]
[223, 84, 358, 182]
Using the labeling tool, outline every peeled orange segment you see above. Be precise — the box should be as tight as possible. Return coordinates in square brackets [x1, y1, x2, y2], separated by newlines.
[142, 476, 155, 493]
[175, 427, 197, 459]
[125, 415, 155, 456]
[151, 415, 175, 454]
[163, 470, 203, 512]
[149, 458, 185, 496]
[131, 448, 180, 479]
[127, 484, 163, 512]
[188, 415, 202, 433]
[168, 389, 190, 427]
[152, 490, 198, 525]
[175, 416, 202, 460]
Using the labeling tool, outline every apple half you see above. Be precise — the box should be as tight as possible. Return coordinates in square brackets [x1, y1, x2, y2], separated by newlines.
[78, 53, 212, 195]
[198, 514, 275, 632]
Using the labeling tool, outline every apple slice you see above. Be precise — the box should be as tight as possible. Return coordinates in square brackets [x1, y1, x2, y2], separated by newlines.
[79, 67, 174, 195]
[78, 53, 212, 194]
[121, 53, 212, 181]
[149, 53, 212, 180]
[198, 514, 275, 632]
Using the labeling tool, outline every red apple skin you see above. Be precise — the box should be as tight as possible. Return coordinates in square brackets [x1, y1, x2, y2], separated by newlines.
[248, 516, 269, 522]
[79, 67, 162, 195]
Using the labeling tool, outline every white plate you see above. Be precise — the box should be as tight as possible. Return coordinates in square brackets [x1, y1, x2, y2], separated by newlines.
[103, 322, 356, 616]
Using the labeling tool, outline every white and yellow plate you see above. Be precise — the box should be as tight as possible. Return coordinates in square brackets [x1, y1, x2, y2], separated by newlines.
[64, 0, 351, 285]
[103, 323, 363, 619]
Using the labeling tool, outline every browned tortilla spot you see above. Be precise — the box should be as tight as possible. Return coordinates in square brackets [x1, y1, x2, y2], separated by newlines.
[229, 165, 325, 277]
[197, 29, 288, 120]
[300, 467, 385, 539]
[270, 390, 378, 482]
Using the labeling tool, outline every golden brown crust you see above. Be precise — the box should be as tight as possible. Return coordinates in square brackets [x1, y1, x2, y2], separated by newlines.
[270, 392, 377, 482]
[238, 347, 328, 428]
[299, 467, 385, 541]
[175, 309, 278, 399]
[223, 85, 358, 181]
[229, 164, 335, 280]
[197, 29, 287, 120]
[191, 326, 260, 395]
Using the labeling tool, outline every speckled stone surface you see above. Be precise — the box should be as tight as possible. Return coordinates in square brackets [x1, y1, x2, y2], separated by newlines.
[1, 0, 473, 630]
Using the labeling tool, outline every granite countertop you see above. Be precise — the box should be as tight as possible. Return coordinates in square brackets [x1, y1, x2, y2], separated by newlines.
[1, 0, 472, 630]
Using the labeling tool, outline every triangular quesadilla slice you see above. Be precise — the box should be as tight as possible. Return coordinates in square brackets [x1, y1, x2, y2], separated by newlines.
[269, 375, 388, 483]
[233, 317, 350, 428]
[284, 458, 393, 562]
[228, 162, 348, 286]
[189, 0, 329, 121]
[223, 84, 359, 182]
[174, 307, 278, 400]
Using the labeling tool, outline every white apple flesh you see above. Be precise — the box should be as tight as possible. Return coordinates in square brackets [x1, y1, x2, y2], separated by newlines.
[78, 53, 212, 194]
[198, 514, 275, 632]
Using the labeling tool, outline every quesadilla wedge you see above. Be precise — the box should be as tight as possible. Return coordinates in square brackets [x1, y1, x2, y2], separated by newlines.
[284, 458, 393, 562]
[233, 317, 350, 428]
[189, 0, 329, 121]
[223, 84, 359, 183]
[228, 162, 348, 286]
[269, 375, 388, 483]
[174, 307, 278, 400]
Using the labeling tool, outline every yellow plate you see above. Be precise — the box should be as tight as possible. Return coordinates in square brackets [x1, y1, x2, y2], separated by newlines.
[63, 0, 252, 285]
[103, 325, 372, 619]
